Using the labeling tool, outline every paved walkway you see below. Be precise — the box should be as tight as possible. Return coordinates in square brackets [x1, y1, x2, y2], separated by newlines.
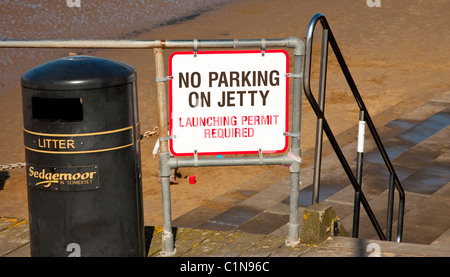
[3, 217, 450, 257]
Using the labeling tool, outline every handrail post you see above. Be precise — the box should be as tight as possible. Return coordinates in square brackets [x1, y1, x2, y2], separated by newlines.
[386, 174, 395, 241]
[352, 110, 365, 237]
[312, 28, 329, 205]
[397, 193, 405, 242]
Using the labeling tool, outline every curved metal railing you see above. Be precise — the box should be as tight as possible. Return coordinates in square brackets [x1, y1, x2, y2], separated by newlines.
[303, 13, 405, 242]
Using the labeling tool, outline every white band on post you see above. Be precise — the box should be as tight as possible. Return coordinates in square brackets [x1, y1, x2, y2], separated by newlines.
[357, 120, 366, 153]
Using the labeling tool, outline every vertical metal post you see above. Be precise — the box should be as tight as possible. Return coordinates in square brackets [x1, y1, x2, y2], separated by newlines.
[154, 48, 176, 256]
[312, 29, 329, 204]
[397, 193, 405, 242]
[352, 110, 365, 238]
[285, 41, 304, 246]
[386, 174, 395, 241]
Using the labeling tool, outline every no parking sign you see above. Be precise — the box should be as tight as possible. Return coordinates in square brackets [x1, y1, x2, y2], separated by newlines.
[169, 50, 289, 156]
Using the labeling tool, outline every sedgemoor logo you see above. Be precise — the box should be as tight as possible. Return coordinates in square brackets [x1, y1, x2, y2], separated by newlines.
[27, 164, 98, 191]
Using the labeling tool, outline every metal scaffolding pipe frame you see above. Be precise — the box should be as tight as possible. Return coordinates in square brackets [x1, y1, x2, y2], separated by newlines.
[1, 37, 305, 256]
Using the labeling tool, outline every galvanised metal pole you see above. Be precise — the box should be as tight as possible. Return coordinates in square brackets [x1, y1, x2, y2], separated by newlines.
[153, 48, 176, 256]
[285, 38, 304, 246]
[312, 28, 329, 205]
[0, 38, 300, 50]
[0, 39, 165, 48]
[169, 155, 294, 168]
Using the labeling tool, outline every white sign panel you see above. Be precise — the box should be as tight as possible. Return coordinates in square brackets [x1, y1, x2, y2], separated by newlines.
[169, 50, 289, 156]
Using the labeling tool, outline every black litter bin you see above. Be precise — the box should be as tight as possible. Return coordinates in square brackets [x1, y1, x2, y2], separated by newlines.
[21, 55, 145, 257]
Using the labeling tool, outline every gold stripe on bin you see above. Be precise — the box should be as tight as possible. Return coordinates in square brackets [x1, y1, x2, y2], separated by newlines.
[24, 125, 135, 154]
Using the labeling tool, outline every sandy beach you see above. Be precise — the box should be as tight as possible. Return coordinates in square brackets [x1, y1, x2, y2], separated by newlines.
[0, 0, 449, 227]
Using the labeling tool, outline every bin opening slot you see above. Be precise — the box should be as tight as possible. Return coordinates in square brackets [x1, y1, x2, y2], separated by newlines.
[32, 97, 83, 121]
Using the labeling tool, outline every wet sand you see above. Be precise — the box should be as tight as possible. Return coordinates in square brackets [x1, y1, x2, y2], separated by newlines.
[0, 0, 449, 227]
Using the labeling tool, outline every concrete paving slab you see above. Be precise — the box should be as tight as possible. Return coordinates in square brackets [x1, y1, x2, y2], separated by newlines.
[0, 217, 24, 231]
[198, 205, 263, 231]
[173, 189, 260, 229]
[431, 227, 450, 247]
[240, 234, 285, 257]
[431, 91, 450, 104]
[173, 205, 222, 229]
[403, 163, 450, 195]
[172, 229, 215, 257]
[397, 111, 449, 144]
[237, 211, 289, 235]
[210, 232, 266, 257]
[181, 230, 241, 257]
[269, 243, 310, 257]
[0, 218, 29, 257]
[3, 243, 30, 257]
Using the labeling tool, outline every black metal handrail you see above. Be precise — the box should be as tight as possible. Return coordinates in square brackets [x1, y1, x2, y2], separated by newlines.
[303, 13, 405, 242]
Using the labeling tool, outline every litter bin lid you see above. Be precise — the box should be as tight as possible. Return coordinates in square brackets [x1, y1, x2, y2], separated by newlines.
[21, 55, 136, 90]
